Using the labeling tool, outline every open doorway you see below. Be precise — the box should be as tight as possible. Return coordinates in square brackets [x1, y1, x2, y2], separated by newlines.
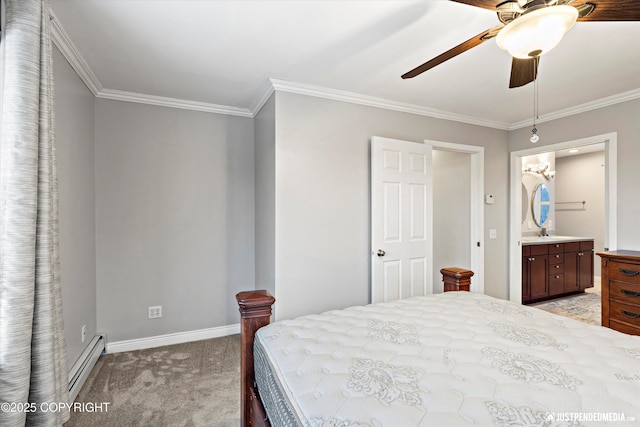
[509, 132, 617, 303]
[427, 140, 485, 295]
[370, 138, 484, 301]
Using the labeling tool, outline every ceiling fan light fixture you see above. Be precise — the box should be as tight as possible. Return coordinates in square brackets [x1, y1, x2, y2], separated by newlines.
[496, 5, 578, 59]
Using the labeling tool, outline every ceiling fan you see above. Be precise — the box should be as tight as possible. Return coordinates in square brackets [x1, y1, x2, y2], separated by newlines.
[402, 0, 640, 88]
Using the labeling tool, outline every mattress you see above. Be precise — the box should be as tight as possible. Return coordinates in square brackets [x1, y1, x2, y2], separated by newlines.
[254, 292, 640, 427]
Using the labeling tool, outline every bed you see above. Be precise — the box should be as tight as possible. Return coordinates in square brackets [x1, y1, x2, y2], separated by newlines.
[236, 269, 640, 427]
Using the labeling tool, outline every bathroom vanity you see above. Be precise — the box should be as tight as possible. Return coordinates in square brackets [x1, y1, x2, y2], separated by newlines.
[521, 236, 594, 304]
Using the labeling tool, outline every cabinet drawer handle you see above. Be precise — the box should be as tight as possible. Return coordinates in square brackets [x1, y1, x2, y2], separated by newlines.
[621, 310, 640, 319]
[620, 268, 640, 277]
[621, 289, 640, 298]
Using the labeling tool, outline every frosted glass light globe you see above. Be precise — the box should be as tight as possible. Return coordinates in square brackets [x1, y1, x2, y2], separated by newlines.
[496, 6, 578, 59]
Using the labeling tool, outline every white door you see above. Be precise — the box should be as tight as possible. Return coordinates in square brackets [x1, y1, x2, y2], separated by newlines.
[371, 137, 432, 303]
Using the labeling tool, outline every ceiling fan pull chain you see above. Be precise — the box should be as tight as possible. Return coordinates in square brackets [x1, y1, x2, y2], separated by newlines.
[530, 58, 540, 143]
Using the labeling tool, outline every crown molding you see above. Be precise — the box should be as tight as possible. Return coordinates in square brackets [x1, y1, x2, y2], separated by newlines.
[49, 10, 102, 96]
[249, 79, 276, 116]
[47, 11, 639, 127]
[49, 10, 252, 118]
[269, 78, 512, 130]
[509, 88, 640, 130]
[98, 89, 253, 117]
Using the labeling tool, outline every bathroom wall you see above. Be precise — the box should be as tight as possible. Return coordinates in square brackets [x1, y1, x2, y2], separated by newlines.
[555, 150, 605, 277]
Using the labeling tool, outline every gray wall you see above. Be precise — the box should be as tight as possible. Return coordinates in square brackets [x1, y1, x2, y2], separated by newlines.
[94, 99, 254, 342]
[432, 149, 471, 293]
[254, 94, 276, 297]
[272, 92, 510, 320]
[510, 99, 640, 251]
[53, 46, 97, 368]
[555, 151, 605, 277]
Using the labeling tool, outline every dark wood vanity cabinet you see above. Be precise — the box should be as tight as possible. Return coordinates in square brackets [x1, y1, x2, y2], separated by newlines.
[522, 239, 594, 304]
[522, 245, 548, 302]
[564, 241, 594, 292]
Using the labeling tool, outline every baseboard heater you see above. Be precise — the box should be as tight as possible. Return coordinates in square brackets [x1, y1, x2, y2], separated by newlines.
[68, 334, 105, 403]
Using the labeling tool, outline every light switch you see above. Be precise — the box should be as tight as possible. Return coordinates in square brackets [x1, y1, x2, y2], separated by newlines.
[489, 229, 497, 239]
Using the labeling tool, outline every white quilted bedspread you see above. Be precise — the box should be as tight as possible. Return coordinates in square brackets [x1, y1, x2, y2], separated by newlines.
[255, 292, 640, 427]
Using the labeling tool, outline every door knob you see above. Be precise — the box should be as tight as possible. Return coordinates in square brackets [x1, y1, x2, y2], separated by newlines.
[377, 249, 386, 257]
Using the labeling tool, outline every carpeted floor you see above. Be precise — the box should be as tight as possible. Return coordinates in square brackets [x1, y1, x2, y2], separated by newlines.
[65, 286, 602, 426]
[64, 334, 240, 427]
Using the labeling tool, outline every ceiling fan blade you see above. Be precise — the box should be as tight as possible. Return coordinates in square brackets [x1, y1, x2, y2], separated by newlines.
[449, 0, 499, 12]
[575, 0, 640, 21]
[402, 25, 503, 79]
[509, 57, 538, 88]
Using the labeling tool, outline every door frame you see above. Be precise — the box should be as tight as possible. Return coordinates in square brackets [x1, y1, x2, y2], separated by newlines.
[508, 132, 617, 302]
[426, 140, 485, 294]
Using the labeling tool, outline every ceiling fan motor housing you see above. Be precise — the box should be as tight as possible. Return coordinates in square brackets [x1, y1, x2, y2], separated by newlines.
[401, 0, 635, 88]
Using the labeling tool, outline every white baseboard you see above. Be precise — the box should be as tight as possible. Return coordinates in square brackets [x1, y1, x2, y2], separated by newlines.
[68, 335, 105, 403]
[105, 324, 240, 354]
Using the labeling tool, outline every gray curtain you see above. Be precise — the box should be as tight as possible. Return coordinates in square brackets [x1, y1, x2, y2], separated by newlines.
[0, 0, 70, 426]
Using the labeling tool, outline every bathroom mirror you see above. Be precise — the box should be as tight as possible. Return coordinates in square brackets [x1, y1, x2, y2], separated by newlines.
[521, 183, 528, 223]
[532, 183, 550, 227]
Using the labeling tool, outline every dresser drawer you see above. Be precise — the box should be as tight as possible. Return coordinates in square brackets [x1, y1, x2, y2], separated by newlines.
[609, 320, 640, 336]
[610, 280, 640, 304]
[549, 243, 564, 254]
[549, 262, 564, 273]
[609, 300, 640, 329]
[549, 253, 564, 265]
[565, 242, 580, 252]
[610, 261, 640, 285]
[580, 241, 594, 252]
[549, 273, 564, 295]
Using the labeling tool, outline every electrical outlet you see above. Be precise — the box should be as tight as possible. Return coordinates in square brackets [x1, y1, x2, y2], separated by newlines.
[81, 325, 86, 343]
[148, 305, 162, 319]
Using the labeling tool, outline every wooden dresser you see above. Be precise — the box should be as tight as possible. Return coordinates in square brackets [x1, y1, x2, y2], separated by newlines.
[597, 250, 640, 335]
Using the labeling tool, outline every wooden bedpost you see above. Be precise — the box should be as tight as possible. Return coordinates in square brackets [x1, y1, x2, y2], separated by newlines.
[441, 267, 474, 292]
[236, 290, 275, 427]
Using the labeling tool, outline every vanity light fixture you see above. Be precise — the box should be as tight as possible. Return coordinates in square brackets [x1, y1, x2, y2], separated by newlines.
[522, 161, 555, 180]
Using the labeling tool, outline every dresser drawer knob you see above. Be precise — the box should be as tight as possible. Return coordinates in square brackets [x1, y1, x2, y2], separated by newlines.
[621, 289, 640, 298]
[620, 268, 640, 277]
[621, 310, 640, 319]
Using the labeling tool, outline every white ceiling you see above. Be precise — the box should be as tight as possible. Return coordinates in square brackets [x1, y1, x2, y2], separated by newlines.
[49, 0, 640, 129]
